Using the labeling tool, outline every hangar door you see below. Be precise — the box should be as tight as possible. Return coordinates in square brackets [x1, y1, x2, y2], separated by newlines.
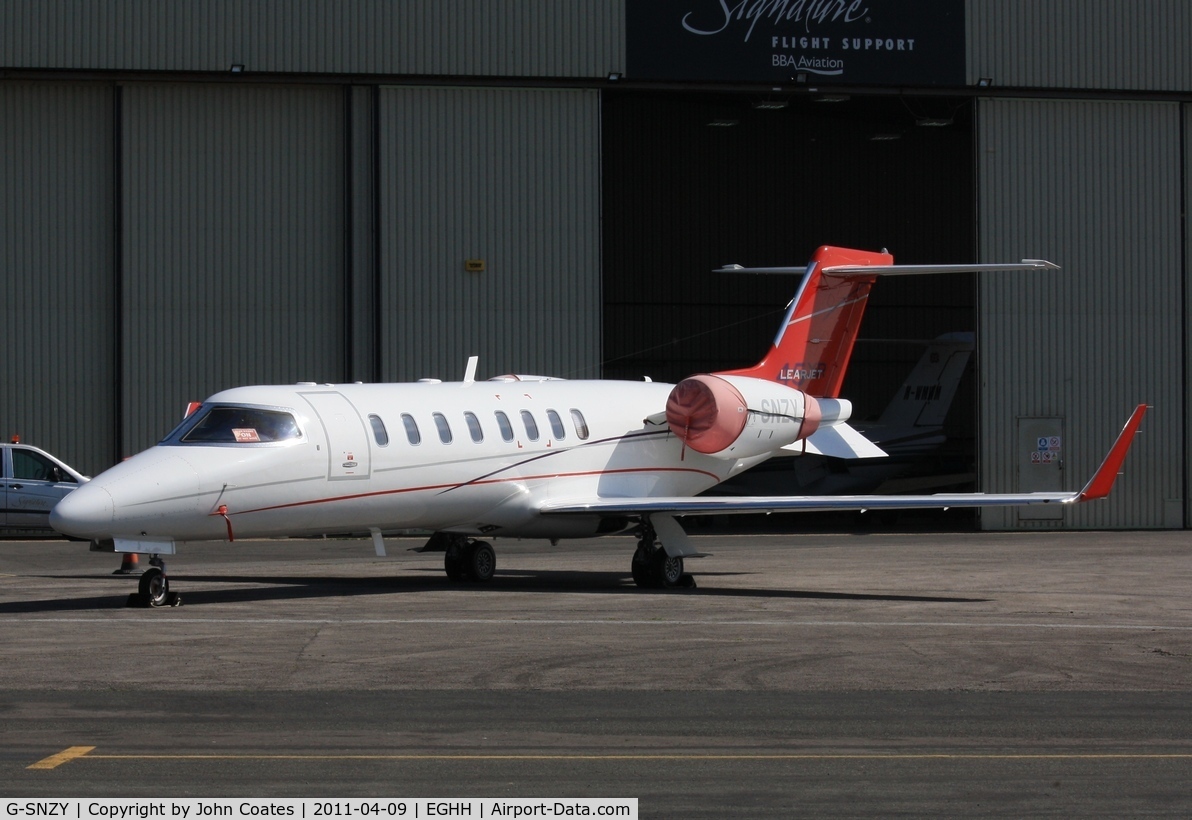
[119, 83, 346, 455]
[378, 87, 601, 382]
[978, 98, 1183, 529]
[0, 82, 115, 476]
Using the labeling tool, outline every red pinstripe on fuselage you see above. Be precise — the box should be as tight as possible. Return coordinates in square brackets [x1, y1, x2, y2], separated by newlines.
[58, 378, 757, 543]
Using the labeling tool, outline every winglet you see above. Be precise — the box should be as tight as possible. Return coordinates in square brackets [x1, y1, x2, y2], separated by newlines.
[1077, 404, 1147, 501]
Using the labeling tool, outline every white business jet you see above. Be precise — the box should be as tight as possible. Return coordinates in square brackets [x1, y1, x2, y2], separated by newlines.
[50, 246, 1146, 606]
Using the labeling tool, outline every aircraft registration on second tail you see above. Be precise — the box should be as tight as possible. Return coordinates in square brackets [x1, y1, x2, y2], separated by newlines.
[50, 246, 1147, 606]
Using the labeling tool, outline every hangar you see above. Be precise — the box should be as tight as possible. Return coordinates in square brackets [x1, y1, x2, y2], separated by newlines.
[1, 2, 1187, 530]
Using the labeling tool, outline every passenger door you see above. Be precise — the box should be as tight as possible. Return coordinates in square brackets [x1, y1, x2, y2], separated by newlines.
[300, 391, 372, 480]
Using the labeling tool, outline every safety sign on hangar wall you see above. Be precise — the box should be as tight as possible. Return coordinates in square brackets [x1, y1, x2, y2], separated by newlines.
[626, 0, 964, 86]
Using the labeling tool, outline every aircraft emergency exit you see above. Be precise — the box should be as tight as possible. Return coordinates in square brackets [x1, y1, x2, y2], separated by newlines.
[50, 246, 1147, 606]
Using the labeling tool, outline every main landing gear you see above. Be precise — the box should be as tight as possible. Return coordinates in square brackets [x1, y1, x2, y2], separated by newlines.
[631, 522, 696, 590]
[442, 535, 497, 583]
[127, 554, 182, 608]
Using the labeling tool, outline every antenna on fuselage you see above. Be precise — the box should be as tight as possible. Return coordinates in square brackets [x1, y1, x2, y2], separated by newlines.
[463, 355, 479, 383]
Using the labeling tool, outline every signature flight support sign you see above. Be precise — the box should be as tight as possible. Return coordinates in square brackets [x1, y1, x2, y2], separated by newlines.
[627, 0, 964, 86]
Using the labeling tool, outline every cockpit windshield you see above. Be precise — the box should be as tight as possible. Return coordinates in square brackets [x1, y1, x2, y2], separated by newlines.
[163, 405, 302, 445]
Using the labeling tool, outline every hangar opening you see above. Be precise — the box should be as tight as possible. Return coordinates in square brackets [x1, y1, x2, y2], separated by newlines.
[602, 90, 979, 504]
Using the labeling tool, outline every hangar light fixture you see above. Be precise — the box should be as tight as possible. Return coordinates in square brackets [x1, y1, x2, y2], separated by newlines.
[916, 117, 953, 127]
[813, 94, 849, 103]
[752, 100, 788, 110]
[607, 72, 622, 81]
[230, 64, 245, 73]
[977, 77, 993, 87]
[707, 119, 739, 127]
[869, 132, 902, 141]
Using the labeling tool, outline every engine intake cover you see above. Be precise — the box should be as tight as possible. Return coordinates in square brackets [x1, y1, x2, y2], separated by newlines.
[666, 374, 820, 458]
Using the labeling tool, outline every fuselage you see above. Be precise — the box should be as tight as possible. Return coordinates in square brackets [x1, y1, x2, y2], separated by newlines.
[50, 378, 769, 544]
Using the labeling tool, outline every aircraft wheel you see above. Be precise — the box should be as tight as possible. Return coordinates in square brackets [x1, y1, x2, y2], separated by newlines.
[656, 552, 685, 588]
[137, 567, 170, 607]
[465, 541, 496, 582]
[444, 543, 467, 581]
[631, 544, 655, 588]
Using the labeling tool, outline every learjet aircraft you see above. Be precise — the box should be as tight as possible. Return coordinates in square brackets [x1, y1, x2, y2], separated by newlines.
[50, 246, 1146, 606]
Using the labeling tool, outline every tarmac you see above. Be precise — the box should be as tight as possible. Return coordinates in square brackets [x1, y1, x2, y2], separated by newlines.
[1, 527, 1191, 816]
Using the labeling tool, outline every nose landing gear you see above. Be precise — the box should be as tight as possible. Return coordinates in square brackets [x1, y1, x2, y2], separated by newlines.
[127, 554, 182, 607]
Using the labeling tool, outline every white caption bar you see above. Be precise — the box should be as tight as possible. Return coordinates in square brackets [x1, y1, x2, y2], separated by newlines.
[3, 801, 638, 820]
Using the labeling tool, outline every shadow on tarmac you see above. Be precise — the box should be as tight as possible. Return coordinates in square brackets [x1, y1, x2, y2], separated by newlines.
[0, 568, 987, 612]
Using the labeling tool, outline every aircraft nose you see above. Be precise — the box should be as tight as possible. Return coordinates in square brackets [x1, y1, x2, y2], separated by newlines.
[50, 483, 115, 538]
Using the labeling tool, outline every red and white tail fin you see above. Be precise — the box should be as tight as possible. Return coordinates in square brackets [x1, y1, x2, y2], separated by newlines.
[718, 245, 892, 398]
[716, 247, 1059, 398]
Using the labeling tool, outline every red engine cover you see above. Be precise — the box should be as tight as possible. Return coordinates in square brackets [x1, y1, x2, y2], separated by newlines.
[665, 375, 749, 454]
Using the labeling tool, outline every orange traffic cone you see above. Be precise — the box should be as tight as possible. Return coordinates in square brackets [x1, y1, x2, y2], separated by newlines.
[113, 553, 140, 575]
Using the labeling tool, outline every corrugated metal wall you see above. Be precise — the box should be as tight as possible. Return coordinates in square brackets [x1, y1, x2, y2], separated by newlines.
[0, 1, 625, 78]
[977, 98, 1183, 529]
[1187, 102, 1192, 527]
[379, 87, 601, 382]
[968, 0, 1192, 91]
[0, 82, 115, 476]
[120, 83, 345, 453]
[348, 85, 378, 383]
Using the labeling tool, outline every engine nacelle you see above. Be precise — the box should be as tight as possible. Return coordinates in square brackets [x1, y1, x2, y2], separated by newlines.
[665, 374, 826, 459]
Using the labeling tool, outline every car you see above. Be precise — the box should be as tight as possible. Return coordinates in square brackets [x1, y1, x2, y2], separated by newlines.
[2, 438, 89, 534]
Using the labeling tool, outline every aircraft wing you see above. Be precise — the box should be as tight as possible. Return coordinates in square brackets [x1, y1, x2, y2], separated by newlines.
[539, 404, 1147, 518]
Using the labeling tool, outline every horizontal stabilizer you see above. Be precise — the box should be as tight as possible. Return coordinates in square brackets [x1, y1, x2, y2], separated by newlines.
[715, 259, 1060, 276]
[822, 259, 1060, 276]
[788, 422, 887, 459]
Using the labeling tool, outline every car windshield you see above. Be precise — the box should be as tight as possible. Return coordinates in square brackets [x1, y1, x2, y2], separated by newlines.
[164, 405, 302, 444]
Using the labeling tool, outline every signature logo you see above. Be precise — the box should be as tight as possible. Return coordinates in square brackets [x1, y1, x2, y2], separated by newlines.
[682, 0, 871, 43]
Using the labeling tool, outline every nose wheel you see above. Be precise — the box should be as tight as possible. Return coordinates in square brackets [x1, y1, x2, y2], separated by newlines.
[127, 555, 182, 607]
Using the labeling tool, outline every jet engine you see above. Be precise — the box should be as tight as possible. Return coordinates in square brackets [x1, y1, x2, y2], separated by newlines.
[665, 374, 837, 459]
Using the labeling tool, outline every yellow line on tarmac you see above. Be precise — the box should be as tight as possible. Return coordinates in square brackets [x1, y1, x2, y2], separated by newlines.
[27, 746, 96, 770]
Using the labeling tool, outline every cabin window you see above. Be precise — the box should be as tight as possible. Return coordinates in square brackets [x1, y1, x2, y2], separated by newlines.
[401, 413, 421, 445]
[369, 414, 389, 446]
[433, 412, 453, 444]
[520, 410, 539, 441]
[570, 408, 590, 440]
[494, 410, 514, 442]
[464, 411, 484, 443]
[176, 406, 301, 444]
[546, 409, 566, 440]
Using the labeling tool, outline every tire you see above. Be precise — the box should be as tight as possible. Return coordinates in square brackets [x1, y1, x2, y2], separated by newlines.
[631, 544, 655, 588]
[444, 543, 467, 581]
[653, 550, 684, 588]
[137, 567, 170, 607]
[466, 541, 496, 582]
